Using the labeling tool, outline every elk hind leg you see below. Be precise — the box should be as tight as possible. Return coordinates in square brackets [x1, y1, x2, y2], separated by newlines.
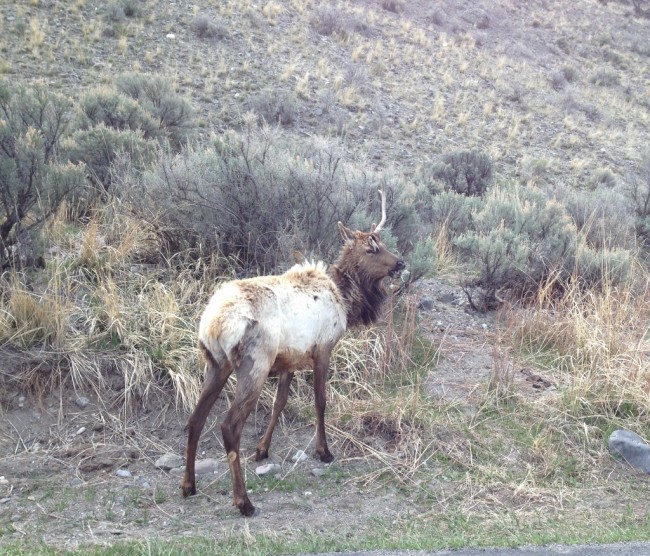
[256, 371, 294, 461]
[181, 342, 232, 497]
[221, 354, 269, 517]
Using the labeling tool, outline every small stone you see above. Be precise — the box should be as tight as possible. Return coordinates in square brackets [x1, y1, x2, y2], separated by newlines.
[71, 477, 84, 487]
[291, 450, 308, 463]
[74, 396, 90, 409]
[0, 498, 10, 504]
[310, 467, 327, 477]
[609, 429, 650, 473]
[195, 458, 219, 475]
[418, 298, 434, 311]
[169, 466, 184, 477]
[436, 293, 456, 304]
[140, 481, 152, 490]
[166, 33, 176, 39]
[75, 427, 86, 436]
[11, 514, 21, 523]
[0, 476, 8, 485]
[255, 463, 282, 476]
[155, 453, 184, 470]
[116, 469, 132, 478]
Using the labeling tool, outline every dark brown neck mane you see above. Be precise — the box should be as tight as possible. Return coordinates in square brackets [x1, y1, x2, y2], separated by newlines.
[328, 252, 388, 328]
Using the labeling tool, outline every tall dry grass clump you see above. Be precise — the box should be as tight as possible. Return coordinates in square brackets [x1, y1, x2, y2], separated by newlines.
[509, 260, 650, 425]
[0, 200, 223, 410]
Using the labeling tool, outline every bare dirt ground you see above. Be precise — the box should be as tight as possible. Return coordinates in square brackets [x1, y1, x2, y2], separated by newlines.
[0, 278, 557, 550]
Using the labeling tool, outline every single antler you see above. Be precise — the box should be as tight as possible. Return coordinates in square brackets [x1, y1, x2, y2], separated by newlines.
[372, 189, 387, 233]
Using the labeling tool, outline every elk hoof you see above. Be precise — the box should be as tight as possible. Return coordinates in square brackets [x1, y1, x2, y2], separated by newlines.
[180, 482, 196, 497]
[238, 500, 259, 517]
[255, 448, 269, 461]
[317, 449, 334, 463]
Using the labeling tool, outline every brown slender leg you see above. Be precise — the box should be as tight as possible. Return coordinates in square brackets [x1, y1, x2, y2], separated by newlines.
[314, 347, 334, 463]
[256, 371, 294, 461]
[221, 355, 267, 517]
[181, 344, 232, 497]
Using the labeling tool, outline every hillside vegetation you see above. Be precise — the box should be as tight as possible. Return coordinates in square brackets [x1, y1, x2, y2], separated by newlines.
[1, 0, 650, 553]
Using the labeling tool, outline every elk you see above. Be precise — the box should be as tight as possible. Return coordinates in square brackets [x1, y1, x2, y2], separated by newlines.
[181, 190, 405, 516]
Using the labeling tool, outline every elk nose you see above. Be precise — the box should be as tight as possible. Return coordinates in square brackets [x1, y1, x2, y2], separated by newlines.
[395, 259, 406, 271]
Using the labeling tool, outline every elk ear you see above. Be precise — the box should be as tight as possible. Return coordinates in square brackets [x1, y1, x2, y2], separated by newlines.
[338, 221, 356, 243]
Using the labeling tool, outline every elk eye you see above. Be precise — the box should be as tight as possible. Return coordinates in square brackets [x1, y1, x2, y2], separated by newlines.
[367, 237, 379, 253]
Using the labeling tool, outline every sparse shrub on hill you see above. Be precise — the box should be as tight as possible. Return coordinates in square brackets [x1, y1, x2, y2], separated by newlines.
[114, 73, 196, 150]
[381, 0, 405, 14]
[192, 14, 228, 40]
[0, 81, 85, 269]
[310, 7, 373, 40]
[633, 0, 650, 18]
[455, 183, 631, 310]
[77, 88, 161, 140]
[248, 89, 297, 126]
[105, 0, 140, 21]
[432, 149, 493, 197]
[590, 68, 620, 87]
[69, 74, 196, 192]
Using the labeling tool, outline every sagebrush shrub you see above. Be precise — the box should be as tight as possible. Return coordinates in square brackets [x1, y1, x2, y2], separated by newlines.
[248, 89, 297, 126]
[118, 125, 433, 275]
[114, 73, 196, 149]
[432, 149, 493, 197]
[625, 153, 650, 248]
[590, 69, 620, 87]
[310, 7, 373, 39]
[192, 15, 228, 40]
[67, 124, 156, 192]
[77, 87, 160, 139]
[422, 190, 481, 240]
[0, 81, 85, 269]
[455, 183, 632, 309]
[549, 182, 632, 251]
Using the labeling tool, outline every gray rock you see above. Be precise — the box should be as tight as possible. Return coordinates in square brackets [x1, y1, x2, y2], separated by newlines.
[291, 450, 308, 463]
[418, 298, 434, 311]
[71, 477, 84, 487]
[116, 469, 132, 478]
[436, 292, 456, 304]
[169, 466, 184, 477]
[195, 458, 219, 475]
[74, 396, 90, 409]
[608, 429, 650, 473]
[310, 467, 327, 478]
[155, 453, 184, 470]
[11, 514, 21, 523]
[255, 463, 282, 476]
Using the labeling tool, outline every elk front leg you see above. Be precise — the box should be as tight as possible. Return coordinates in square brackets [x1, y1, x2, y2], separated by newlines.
[181, 345, 232, 498]
[314, 347, 334, 463]
[256, 371, 294, 461]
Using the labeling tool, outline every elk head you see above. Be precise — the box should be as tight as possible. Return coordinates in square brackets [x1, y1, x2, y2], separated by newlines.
[336, 190, 406, 282]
